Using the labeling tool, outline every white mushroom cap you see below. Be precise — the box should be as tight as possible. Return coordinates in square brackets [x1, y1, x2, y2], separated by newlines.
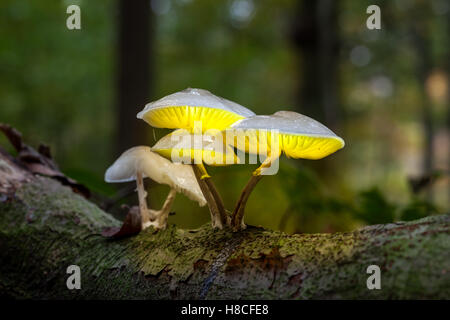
[231, 111, 342, 139]
[151, 129, 240, 166]
[137, 88, 255, 119]
[228, 110, 345, 160]
[105, 146, 206, 206]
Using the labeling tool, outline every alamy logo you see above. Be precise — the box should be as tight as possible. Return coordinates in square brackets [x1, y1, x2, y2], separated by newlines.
[66, 265, 81, 290]
[366, 5, 381, 30]
[167, 122, 280, 175]
[366, 265, 381, 290]
[66, 5, 81, 30]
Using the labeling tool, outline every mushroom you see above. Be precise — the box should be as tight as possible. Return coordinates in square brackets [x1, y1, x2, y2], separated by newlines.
[152, 129, 239, 228]
[105, 146, 206, 230]
[137, 88, 255, 133]
[226, 111, 345, 230]
[137, 88, 255, 229]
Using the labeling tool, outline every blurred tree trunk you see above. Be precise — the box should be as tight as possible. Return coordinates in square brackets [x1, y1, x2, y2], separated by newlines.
[0, 150, 449, 299]
[409, 3, 434, 201]
[290, 0, 340, 130]
[289, 0, 341, 182]
[116, 0, 154, 156]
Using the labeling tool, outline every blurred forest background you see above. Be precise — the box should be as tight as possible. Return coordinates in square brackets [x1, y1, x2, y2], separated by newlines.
[0, 0, 448, 233]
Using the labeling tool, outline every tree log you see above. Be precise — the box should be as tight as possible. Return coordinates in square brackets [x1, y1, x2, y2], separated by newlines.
[0, 152, 449, 299]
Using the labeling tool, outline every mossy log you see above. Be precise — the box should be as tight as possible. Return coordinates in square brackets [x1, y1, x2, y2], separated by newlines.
[0, 152, 449, 299]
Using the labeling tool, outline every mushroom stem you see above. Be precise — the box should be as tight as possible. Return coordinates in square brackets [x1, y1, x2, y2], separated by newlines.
[160, 188, 177, 215]
[147, 188, 177, 230]
[197, 163, 211, 179]
[203, 177, 230, 226]
[231, 174, 263, 231]
[136, 171, 153, 227]
[192, 165, 224, 229]
[196, 164, 228, 226]
[231, 154, 278, 231]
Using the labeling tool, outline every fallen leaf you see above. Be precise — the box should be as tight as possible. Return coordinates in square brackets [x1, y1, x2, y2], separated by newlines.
[101, 205, 142, 239]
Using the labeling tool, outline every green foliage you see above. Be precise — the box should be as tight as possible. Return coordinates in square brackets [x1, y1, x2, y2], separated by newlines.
[400, 199, 439, 221]
[279, 164, 442, 233]
[278, 163, 355, 233]
[0, 0, 114, 174]
[354, 188, 397, 225]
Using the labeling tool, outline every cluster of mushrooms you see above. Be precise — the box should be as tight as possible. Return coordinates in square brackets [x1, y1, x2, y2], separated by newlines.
[105, 88, 345, 232]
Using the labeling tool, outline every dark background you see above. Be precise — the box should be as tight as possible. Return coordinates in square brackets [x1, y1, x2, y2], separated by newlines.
[0, 0, 448, 233]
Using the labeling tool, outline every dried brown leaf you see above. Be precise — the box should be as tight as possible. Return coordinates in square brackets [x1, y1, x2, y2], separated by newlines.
[101, 205, 142, 239]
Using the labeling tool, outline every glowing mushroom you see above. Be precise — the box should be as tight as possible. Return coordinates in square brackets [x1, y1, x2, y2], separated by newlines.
[137, 88, 255, 133]
[152, 129, 239, 228]
[137, 88, 255, 229]
[227, 111, 345, 230]
[105, 146, 206, 230]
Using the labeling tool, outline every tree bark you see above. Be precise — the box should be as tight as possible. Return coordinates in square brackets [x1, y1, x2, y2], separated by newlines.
[0, 152, 448, 299]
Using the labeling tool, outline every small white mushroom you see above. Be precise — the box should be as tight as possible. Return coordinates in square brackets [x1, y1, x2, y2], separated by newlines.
[105, 146, 206, 230]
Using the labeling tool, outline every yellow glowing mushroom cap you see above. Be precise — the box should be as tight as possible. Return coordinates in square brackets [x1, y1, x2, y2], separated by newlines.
[137, 88, 255, 132]
[151, 129, 240, 167]
[228, 111, 345, 160]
